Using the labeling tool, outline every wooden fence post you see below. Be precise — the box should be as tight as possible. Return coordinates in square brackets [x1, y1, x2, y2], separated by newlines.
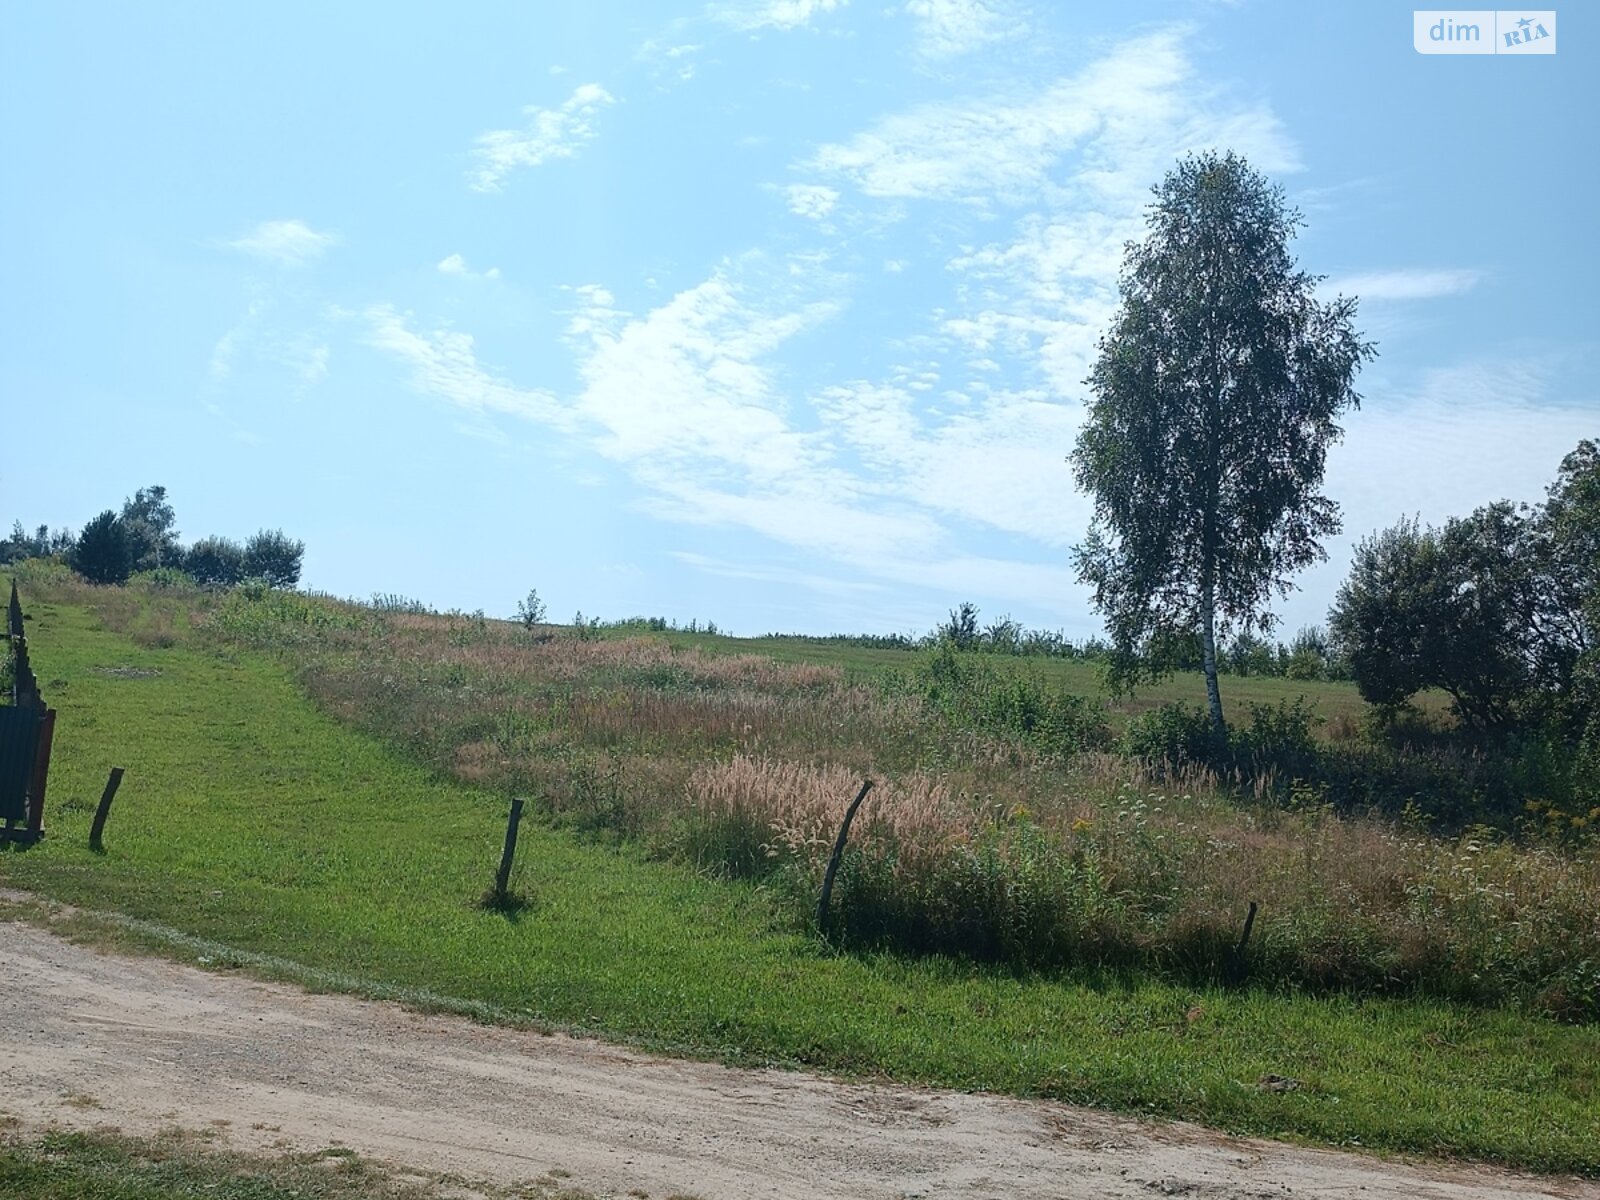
[88, 767, 125, 852]
[1228, 900, 1259, 984]
[493, 797, 526, 904]
[816, 779, 874, 936]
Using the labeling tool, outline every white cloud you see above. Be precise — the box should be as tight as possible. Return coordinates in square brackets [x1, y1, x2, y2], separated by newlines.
[817, 381, 1089, 545]
[225, 219, 338, 266]
[437, 253, 501, 280]
[206, 294, 328, 400]
[808, 28, 1298, 206]
[635, 36, 705, 87]
[298, 342, 330, 388]
[1321, 269, 1482, 302]
[1279, 357, 1598, 635]
[785, 183, 839, 219]
[359, 31, 1352, 625]
[208, 320, 248, 382]
[797, 27, 1301, 399]
[469, 84, 617, 192]
[715, 0, 847, 31]
[564, 266, 840, 483]
[671, 551, 886, 597]
[905, 0, 1022, 61]
[363, 305, 566, 426]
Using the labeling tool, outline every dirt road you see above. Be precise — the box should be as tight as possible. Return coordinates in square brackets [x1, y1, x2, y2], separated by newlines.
[1, 920, 1592, 1200]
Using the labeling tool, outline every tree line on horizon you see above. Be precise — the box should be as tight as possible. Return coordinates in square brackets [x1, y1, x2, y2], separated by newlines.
[1, 484, 304, 590]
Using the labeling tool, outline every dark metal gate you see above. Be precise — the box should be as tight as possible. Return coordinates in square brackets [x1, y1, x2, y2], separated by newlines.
[2, 580, 53, 844]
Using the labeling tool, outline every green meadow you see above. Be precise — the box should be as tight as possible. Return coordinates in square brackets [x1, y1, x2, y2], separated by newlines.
[1, 586, 1597, 1175]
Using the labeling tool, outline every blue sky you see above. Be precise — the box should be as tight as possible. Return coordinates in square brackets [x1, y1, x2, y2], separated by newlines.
[3, 2, 1594, 638]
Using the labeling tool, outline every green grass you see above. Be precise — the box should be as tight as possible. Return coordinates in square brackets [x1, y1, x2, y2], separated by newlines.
[0, 1129, 589, 1200]
[3, 601, 1598, 1175]
[647, 627, 1399, 733]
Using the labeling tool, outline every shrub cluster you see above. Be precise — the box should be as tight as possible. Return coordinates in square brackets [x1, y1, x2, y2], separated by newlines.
[897, 641, 1113, 758]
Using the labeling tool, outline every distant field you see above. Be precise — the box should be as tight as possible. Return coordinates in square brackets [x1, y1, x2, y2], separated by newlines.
[654, 627, 1400, 732]
[1, 589, 1596, 1174]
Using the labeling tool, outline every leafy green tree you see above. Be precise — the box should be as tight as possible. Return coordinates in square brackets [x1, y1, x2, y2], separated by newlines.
[1330, 506, 1542, 734]
[1528, 443, 1598, 792]
[1072, 151, 1373, 737]
[70, 510, 133, 585]
[937, 601, 980, 650]
[1, 522, 40, 564]
[120, 484, 179, 571]
[0, 522, 73, 564]
[1532, 440, 1598, 702]
[1222, 631, 1275, 677]
[515, 589, 547, 630]
[1149, 628, 1205, 673]
[185, 535, 247, 587]
[1282, 625, 1332, 681]
[982, 614, 1022, 653]
[242, 528, 304, 589]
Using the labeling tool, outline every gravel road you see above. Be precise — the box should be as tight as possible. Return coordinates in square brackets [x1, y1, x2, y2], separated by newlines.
[2, 919, 1593, 1200]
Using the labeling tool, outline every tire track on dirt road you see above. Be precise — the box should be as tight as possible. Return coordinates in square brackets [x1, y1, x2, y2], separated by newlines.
[2, 920, 1593, 1200]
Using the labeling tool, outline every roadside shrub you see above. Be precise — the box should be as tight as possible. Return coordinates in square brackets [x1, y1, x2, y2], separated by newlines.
[370, 593, 432, 614]
[907, 643, 1111, 756]
[1121, 701, 1215, 771]
[130, 566, 196, 591]
[69, 510, 132, 585]
[185, 536, 246, 588]
[208, 584, 374, 645]
[1233, 698, 1321, 781]
[243, 529, 304, 589]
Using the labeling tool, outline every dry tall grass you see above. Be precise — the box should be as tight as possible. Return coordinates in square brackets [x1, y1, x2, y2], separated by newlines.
[18, 567, 1599, 1018]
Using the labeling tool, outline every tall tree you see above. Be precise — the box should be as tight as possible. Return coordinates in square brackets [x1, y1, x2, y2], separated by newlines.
[70, 510, 133, 585]
[185, 535, 247, 588]
[121, 484, 179, 571]
[1072, 151, 1372, 738]
[243, 528, 304, 589]
[1532, 439, 1598, 701]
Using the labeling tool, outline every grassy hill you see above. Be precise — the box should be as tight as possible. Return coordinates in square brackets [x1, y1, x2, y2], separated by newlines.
[1, 575, 1597, 1174]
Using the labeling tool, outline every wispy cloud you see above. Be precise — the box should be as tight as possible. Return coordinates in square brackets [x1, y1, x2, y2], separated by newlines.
[361, 28, 1324, 624]
[207, 292, 329, 401]
[225, 219, 338, 266]
[437, 253, 501, 280]
[1322, 268, 1482, 302]
[469, 83, 616, 193]
[800, 26, 1301, 402]
[1281, 355, 1597, 634]
[808, 28, 1298, 206]
[363, 305, 567, 426]
[564, 263, 841, 482]
[714, 0, 848, 32]
[670, 551, 886, 596]
[208, 302, 261, 381]
[785, 183, 839, 219]
[904, 0, 1023, 61]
